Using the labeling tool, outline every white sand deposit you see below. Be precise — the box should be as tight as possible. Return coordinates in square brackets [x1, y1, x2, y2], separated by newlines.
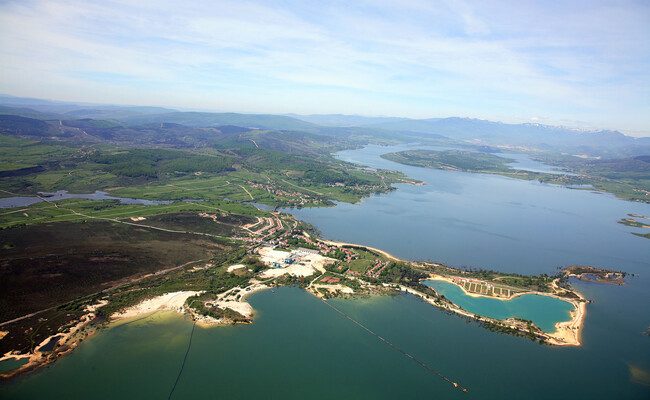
[111, 291, 202, 320]
[215, 301, 254, 317]
[258, 246, 334, 278]
[227, 264, 247, 273]
[313, 284, 354, 294]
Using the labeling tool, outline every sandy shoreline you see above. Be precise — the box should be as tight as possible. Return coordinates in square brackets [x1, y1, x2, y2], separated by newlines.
[426, 274, 585, 346]
[548, 289, 586, 346]
[300, 243, 586, 346]
[322, 240, 400, 261]
[0, 299, 109, 379]
[1, 236, 589, 381]
[111, 291, 203, 322]
[193, 283, 270, 327]
[107, 284, 272, 329]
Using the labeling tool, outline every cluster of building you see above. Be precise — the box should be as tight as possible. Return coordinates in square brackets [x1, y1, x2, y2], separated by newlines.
[365, 260, 388, 279]
[269, 247, 320, 269]
[450, 276, 512, 298]
[247, 181, 320, 206]
[313, 242, 357, 263]
[242, 213, 284, 241]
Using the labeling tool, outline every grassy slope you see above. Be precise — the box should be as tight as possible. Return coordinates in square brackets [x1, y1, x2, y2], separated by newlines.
[0, 129, 410, 230]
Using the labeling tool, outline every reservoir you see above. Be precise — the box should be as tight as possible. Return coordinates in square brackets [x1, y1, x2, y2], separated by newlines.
[424, 280, 574, 332]
[2, 287, 649, 399]
[287, 144, 650, 275]
[2, 145, 649, 399]
[0, 190, 171, 208]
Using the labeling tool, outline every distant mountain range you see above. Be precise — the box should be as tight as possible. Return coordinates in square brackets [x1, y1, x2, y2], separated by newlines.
[363, 117, 650, 157]
[1, 94, 648, 158]
[286, 113, 407, 127]
[288, 114, 650, 156]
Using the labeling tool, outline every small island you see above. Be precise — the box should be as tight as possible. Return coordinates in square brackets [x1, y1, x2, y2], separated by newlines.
[617, 215, 650, 239]
[563, 265, 627, 285]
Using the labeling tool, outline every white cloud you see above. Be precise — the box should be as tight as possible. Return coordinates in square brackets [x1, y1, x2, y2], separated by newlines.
[0, 0, 648, 134]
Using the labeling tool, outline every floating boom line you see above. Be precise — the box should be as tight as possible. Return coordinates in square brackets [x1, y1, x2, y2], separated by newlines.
[320, 298, 469, 393]
[167, 320, 197, 400]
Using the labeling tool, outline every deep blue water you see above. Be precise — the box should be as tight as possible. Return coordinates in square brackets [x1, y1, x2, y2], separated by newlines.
[2, 144, 649, 398]
[283, 144, 650, 397]
[500, 151, 572, 174]
[288, 144, 649, 275]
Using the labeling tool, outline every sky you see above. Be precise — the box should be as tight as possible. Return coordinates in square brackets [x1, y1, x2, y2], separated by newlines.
[0, 0, 649, 136]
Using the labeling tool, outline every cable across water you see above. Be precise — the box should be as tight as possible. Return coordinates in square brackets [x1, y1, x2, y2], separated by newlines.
[167, 320, 197, 400]
[320, 298, 469, 393]
[164, 295, 467, 397]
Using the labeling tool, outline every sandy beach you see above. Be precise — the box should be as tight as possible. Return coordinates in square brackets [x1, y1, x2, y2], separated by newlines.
[312, 283, 354, 295]
[426, 274, 585, 346]
[321, 240, 400, 261]
[111, 291, 203, 321]
[1, 298, 109, 379]
[193, 283, 270, 327]
[547, 292, 586, 346]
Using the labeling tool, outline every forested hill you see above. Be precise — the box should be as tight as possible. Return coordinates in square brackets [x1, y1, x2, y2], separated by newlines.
[1, 95, 649, 159]
[288, 114, 650, 158]
[0, 114, 358, 155]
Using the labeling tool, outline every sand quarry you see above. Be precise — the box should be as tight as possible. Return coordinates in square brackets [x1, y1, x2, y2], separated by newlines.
[108, 247, 334, 326]
[257, 246, 334, 278]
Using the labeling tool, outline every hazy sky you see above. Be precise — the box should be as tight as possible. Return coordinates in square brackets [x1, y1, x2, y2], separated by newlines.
[1, 0, 649, 135]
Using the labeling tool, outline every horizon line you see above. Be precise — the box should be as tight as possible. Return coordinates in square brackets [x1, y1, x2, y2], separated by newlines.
[1, 92, 648, 138]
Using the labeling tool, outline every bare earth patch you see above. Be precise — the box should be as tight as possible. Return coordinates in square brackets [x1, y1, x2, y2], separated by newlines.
[111, 291, 203, 321]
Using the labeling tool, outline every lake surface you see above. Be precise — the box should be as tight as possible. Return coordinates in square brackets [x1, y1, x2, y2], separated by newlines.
[2, 144, 649, 399]
[2, 287, 649, 400]
[289, 144, 650, 275]
[284, 144, 650, 397]
[500, 151, 572, 174]
[424, 280, 573, 332]
[385, 143, 570, 174]
[0, 190, 171, 208]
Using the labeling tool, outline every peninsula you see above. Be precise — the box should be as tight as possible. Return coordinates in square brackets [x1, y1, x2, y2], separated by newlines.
[0, 213, 599, 379]
[381, 149, 650, 204]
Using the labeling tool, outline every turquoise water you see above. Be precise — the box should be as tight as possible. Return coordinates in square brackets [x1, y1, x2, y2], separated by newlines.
[424, 280, 574, 332]
[283, 144, 650, 397]
[1, 289, 466, 399]
[3, 287, 649, 399]
[2, 145, 649, 399]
